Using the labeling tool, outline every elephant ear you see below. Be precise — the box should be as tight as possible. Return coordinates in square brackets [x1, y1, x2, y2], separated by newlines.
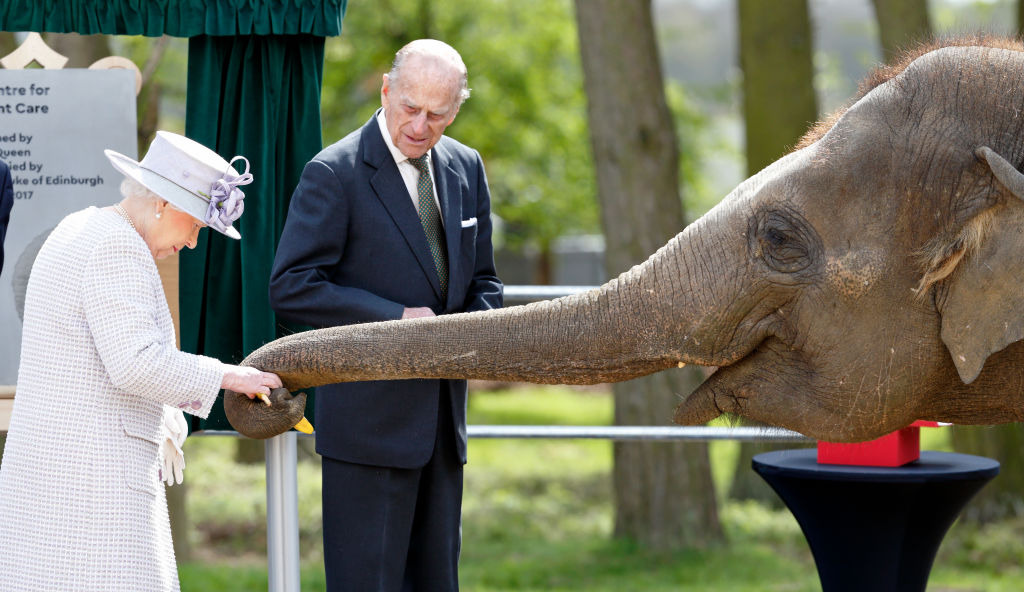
[940, 146, 1024, 384]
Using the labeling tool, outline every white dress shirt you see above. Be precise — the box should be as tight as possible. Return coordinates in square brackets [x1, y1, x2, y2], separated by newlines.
[376, 109, 445, 227]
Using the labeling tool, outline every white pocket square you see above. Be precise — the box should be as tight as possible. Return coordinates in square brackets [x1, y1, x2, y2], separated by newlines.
[461, 217, 478, 228]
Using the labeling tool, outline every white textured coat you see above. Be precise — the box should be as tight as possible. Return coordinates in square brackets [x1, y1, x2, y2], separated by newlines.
[0, 207, 224, 591]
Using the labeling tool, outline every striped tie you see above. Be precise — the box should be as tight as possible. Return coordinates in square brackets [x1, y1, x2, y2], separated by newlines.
[409, 154, 448, 300]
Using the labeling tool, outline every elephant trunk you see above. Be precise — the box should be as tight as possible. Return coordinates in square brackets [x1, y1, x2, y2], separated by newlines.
[247, 281, 675, 391]
[242, 222, 730, 391]
[227, 213, 754, 438]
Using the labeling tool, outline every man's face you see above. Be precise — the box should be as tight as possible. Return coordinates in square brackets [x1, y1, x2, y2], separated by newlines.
[381, 60, 460, 159]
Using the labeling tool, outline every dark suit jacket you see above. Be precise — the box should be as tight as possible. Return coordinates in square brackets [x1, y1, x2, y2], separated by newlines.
[269, 112, 502, 468]
[0, 160, 12, 274]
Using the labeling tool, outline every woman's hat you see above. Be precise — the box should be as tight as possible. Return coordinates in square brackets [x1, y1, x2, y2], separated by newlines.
[104, 131, 253, 240]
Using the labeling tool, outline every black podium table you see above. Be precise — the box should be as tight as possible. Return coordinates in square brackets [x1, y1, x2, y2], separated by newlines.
[753, 449, 999, 592]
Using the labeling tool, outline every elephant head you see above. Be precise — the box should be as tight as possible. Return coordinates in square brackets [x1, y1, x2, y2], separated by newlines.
[227, 38, 1024, 442]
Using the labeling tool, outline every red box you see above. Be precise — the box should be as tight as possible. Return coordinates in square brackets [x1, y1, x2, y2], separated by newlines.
[816, 422, 942, 467]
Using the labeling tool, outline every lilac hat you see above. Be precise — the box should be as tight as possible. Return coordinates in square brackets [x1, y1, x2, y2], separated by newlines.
[104, 131, 253, 240]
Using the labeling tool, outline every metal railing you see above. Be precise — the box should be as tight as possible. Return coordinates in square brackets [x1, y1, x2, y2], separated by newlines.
[198, 285, 811, 592]
[469, 425, 809, 441]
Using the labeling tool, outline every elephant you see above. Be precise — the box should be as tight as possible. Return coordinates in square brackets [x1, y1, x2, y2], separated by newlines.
[226, 37, 1024, 443]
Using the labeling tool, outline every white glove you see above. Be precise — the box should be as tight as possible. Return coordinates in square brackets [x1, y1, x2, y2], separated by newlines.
[160, 406, 188, 486]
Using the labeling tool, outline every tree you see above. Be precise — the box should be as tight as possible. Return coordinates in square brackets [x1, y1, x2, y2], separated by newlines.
[574, 0, 722, 549]
[870, 0, 932, 63]
[1019, 0, 1024, 38]
[738, 0, 818, 177]
[951, 425, 1024, 522]
[729, 0, 818, 506]
[0, 31, 14, 57]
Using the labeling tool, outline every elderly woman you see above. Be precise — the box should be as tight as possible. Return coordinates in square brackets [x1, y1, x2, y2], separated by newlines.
[0, 131, 281, 591]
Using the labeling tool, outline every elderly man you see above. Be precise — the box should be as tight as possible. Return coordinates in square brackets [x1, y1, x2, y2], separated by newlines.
[270, 39, 502, 590]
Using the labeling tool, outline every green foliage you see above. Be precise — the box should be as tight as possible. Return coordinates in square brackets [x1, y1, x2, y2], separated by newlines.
[178, 562, 270, 590]
[450, 1, 595, 252]
[468, 385, 611, 425]
[931, 0, 1015, 35]
[458, 534, 818, 592]
[182, 436, 324, 559]
[665, 80, 719, 221]
[109, 35, 191, 135]
[466, 387, 614, 545]
[938, 517, 1024, 577]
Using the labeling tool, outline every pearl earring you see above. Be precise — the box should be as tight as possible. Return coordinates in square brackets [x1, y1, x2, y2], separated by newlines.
[155, 212, 162, 219]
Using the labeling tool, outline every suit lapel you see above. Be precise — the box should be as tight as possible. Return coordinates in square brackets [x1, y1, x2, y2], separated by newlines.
[362, 117, 445, 300]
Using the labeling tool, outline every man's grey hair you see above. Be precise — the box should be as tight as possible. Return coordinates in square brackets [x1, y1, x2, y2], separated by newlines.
[388, 39, 471, 106]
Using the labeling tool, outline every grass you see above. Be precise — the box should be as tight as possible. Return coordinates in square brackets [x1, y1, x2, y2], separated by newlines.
[177, 384, 1024, 591]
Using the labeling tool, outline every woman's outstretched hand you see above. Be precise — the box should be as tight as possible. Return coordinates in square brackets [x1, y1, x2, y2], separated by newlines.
[221, 365, 283, 398]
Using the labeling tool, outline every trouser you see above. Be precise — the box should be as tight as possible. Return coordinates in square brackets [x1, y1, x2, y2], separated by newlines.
[321, 391, 463, 592]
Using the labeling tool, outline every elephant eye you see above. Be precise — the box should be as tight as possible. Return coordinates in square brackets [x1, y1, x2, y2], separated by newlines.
[765, 227, 787, 246]
[750, 209, 815, 273]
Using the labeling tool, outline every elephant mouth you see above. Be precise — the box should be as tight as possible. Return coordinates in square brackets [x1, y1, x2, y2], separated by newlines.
[673, 366, 738, 426]
[673, 338, 810, 432]
[675, 340, 911, 442]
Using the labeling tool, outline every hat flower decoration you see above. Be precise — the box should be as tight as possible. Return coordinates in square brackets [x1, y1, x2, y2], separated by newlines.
[202, 155, 252, 235]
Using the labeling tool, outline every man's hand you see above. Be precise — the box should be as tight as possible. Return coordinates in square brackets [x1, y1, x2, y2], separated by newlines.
[402, 307, 436, 319]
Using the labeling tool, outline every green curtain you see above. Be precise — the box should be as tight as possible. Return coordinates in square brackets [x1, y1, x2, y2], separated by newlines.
[182, 34, 323, 430]
[0, 0, 342, 37]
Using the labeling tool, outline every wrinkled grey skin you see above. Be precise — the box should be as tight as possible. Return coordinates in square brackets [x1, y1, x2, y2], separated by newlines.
[224, 387, 306, 440]
[227, 41, 1024, 442]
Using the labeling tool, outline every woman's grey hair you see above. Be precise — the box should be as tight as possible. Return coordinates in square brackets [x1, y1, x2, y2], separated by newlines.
[119, 177, 159, 202]
[388, 39, 471, 106]
[119, 177, 185, 212]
